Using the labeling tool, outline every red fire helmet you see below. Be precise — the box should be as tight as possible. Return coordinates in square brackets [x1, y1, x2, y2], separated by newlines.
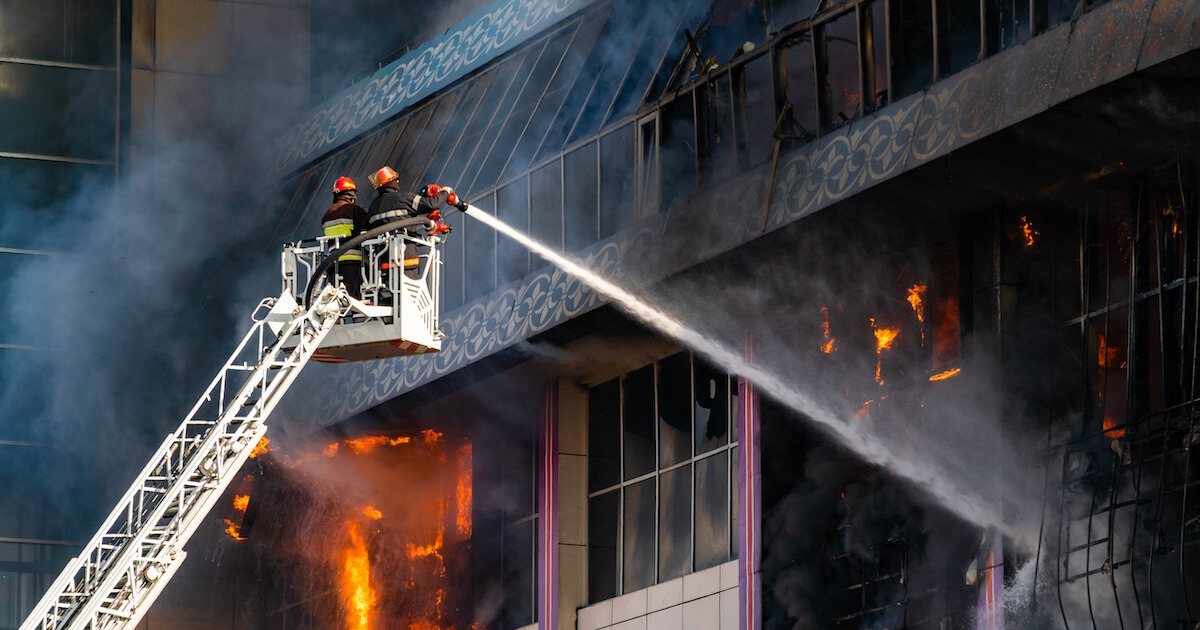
[368, 166, 399, 189]
[331, 176, 356, 194]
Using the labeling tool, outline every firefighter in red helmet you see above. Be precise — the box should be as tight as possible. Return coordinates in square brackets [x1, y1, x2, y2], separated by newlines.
[366, 166, 466, 277]
[321, 176, 370, 298]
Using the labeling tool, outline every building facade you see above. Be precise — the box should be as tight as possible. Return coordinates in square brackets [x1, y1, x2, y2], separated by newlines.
[4, 0, 1200, 628]
[256, 0, 1200, 628]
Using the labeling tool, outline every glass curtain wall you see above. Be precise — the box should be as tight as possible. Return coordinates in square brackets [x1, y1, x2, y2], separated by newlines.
[273, 0, 1116, 314]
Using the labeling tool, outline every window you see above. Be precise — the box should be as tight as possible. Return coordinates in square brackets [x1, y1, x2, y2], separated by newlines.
[939, 0, 982, 76]
[659, 94, 698, 208]
[889, 0, 934, 100]
[464, 192, 497, 301]
[816, 10, 861, 128]
[587, 352, 739, 602]
[600, 125, 636, 239]
[563, 142, 599, 252]
[497, 177, 530, 285]
[697, 76, 738, 181]
[776, 33, 818, 142]
[733, 53, 775, 170]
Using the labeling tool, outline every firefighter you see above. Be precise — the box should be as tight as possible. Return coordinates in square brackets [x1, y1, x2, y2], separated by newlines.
[366, 166, 465, 278]
[321, 176, 370, 299]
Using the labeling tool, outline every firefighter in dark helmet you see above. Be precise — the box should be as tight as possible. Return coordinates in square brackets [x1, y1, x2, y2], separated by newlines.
[366, 166, 465, 277]
[321, 176, 370, 299]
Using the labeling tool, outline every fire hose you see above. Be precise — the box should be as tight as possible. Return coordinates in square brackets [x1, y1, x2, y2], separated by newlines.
[303, 216, 434, 308]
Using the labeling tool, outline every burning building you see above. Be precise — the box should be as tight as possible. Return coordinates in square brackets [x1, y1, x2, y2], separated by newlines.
[3, 0, 1200, 629]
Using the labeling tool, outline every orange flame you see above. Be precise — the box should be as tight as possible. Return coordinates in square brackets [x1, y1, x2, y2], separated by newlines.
[342, 521, 377, 630]
[232, 494, 250, 512]
[249, 437, 270, 459]
[324, 442, 340, 457]
[1020, 215, 1038, 247]
[1098, 334, 1126, 369]
[1103, 416, 1125, 439]
[872, 321, 899, 352]
[907, 284, 927, 346]
[422, 429, 443, 445]
[456, 445, 473, 538]
[928, 367, 961, 381]
[870, 318, 899, 385]
[223, 519, 245, 541]
[362, 505, 383, 520]
[820, 306, 836, 354]
[406, 530, 445, 560]
[344, 435, 412, 455]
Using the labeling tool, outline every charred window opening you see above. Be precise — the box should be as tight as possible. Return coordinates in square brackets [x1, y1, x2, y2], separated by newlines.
[586, 353, 739, 603]
[815, 9, 861, 129]
[888, 0, 934, 101]
[695, 75, 739, 181]
[937, 0, 983, 77]
[983, 0, 1031, 54]
[732, 52, 775, 170]
[659, 93, 699, 209]
[774, 31, 818, 143]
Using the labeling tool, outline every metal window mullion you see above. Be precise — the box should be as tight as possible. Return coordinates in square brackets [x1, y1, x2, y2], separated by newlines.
[616, 374, 626, 596]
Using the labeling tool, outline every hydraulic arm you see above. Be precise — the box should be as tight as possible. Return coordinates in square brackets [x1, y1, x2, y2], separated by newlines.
[20, 286, 351, 630]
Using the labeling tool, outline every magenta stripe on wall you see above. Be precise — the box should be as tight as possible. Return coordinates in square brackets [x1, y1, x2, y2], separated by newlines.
[539, 382, 559, 629]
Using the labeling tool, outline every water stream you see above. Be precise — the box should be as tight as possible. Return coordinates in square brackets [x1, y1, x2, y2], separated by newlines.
[465, 206, 1032, 548]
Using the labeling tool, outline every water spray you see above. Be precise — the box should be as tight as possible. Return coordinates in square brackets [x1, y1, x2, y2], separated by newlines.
[461, 204, 1036, 549]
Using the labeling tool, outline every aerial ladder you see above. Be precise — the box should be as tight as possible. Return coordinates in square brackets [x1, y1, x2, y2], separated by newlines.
[20, 217, 445, 629]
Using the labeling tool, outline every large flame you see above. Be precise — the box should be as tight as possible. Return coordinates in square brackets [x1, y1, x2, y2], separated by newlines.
[870, 318, 900, 385]
[907, 284, 927, 346]
[342, 520, 377, 630]
[1103, 416, 1125, 439]
[345, 435, 412, 455]
[232, 494, 250, 512]
[455, 445, 473, 538]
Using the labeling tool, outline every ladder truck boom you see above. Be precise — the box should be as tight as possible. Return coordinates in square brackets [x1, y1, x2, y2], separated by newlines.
[20, 285, 351, 630]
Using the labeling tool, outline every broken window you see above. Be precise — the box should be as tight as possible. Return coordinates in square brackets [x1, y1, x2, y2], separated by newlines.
[697, 74, 739, 181]
[816, 10, 861, 128]
[889, 0, 934, 100]
[768, 0, 820, 31]
[659, 93, 699, 208]
[984, 0, 1031, 53]
[734, 52, 776, 169]
[777, 31, 819, 140]
[939, 0, 983, 76]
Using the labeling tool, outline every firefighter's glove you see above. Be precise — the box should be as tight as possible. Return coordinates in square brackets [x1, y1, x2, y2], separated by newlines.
[433, 222, 452, 235]
[428, 209, 441, 222]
